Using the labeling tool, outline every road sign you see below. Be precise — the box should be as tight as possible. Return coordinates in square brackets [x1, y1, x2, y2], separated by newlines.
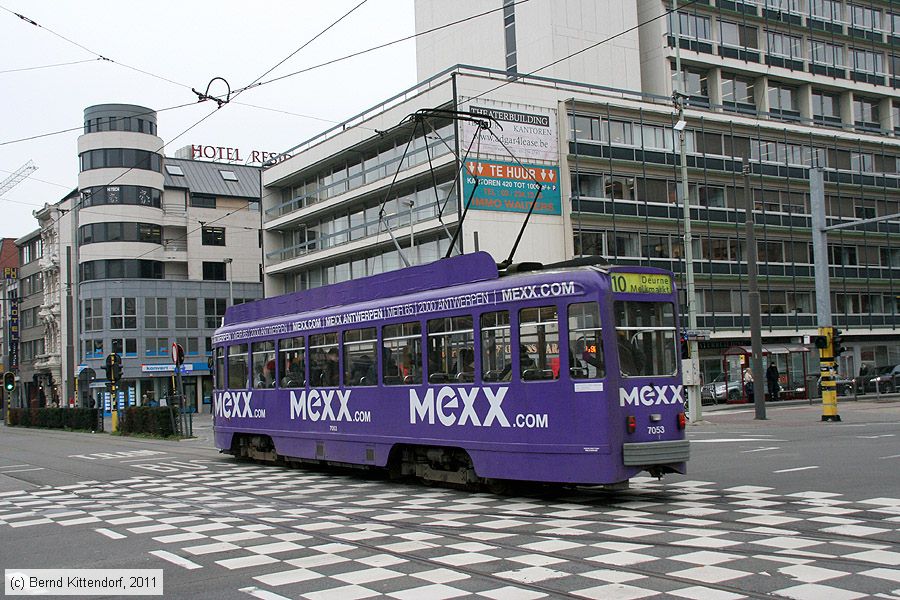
[684, 329, 712, 341]
[171, 343, 185, 367]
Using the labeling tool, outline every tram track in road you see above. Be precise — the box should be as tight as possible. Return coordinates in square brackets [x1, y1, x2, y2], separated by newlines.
[2, 456, 896, 599]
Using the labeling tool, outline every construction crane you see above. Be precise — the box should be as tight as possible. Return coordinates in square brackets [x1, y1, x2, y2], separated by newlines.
[0, 160, 38, 198]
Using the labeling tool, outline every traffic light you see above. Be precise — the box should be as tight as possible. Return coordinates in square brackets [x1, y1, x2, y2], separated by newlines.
[105, 353, 122, 385]
[814, 335, 828, 350]
[680, 335, 690, 359]
[832, 328, 846, 358]
[3, 371, 14, 392]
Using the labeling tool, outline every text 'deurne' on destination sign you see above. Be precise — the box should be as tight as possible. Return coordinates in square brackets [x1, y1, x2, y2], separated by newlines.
[611, 273, 673, 294]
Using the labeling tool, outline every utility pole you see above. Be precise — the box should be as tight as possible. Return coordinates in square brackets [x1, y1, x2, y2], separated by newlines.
[673, 0, 701, 422]
[811, 168, 840, 421]
[810, 166, 900, 421]
[742, 161, 766, 420]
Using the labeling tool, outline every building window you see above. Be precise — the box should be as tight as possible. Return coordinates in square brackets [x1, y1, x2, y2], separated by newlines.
[503, 0, 517, 75]
[810, 0, 843, 21]
[850, 152, 875, 172]
[851, 48, 884, 75]
[80, 259, 164, 281]
[768, 84, 799, 114]
[219, 170, 238, 182]
[80, 185, 161, 208]
[810, 40, 845, 68]
[84, 339, 103, 360]
[812, 90, 841, 124]
[110, 297, 137, 329]
[671, 12, 712, 41]
[176, 337, 200, 356]
[175, 298, 198, 329]
[190, 194, 216, 209]
[204, 298, 226, 329]
[83, 299, 103, 332]
[165, 164, 185, 176]
[145, 337, 168, 357]
[78, 148, 162, 173]
[145, 298, 168, 329]
[766, 31, 803, 61]
[78, 222, 162, 245]
[720, 21, 758, 49]
[854, 97, 881, 127]
[671, 66, 709, 103]
[766, 0, 801, 13]
[202, 262, 227, 281]
[849, 4, 882, 30]
[201, 227, 226, 246]
[111, 338, 138, 357]
[721, 74, 756, 109]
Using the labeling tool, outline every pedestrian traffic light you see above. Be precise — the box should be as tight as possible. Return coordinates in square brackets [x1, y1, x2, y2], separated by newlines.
[832, 328, 846, 358]
[3, 371, 14, 392]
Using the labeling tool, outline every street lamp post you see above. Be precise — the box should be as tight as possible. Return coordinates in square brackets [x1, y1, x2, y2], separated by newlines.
[673, 0, 702, 422]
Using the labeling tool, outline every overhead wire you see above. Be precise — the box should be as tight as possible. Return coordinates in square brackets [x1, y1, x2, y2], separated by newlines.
[0, 3, 193, 90]
[0, 57, 100, 74]
[0, 0, 526, 148]
[103, 0, 376, 262]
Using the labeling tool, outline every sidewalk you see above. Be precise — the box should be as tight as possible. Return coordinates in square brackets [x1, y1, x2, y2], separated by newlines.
[700, 390, 900, 413]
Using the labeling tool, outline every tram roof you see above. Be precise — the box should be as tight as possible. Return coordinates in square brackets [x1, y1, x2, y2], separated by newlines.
[226, 251, 500, 325]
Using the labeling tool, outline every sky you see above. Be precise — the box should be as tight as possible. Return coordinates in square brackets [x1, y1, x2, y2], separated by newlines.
[0, 0, 417, 239]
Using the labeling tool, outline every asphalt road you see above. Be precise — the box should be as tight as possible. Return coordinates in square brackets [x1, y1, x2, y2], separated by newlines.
[0, 401, 898, 599]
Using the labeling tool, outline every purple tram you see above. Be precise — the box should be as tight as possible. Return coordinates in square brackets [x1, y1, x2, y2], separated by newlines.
[212, 252, 689, 487]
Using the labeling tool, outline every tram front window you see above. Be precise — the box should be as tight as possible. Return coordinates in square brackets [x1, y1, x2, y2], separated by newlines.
[614, 301, 677, 377]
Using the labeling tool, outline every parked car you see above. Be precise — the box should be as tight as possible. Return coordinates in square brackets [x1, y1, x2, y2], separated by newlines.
[816, 375, 855, 397]
[700, 374, 743, 404]
[865, 364, 900, 394]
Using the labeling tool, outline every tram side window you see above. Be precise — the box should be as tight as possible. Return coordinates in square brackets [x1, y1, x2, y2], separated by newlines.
[427, 316, 474, 383]
[614, 301, 677, 377]
[227, 344, 248, 389]
[214, 347, 225, 389]
[344, 328, 377, 386]
[309, 333, 339, 387]
[481, 311, 511, 382]
[382, 322, 422, 385]
[569, 302, 605, 379]
[519, 306, 560, 381]
[251, 341, 276, 388]
[278, 336, 305, 388]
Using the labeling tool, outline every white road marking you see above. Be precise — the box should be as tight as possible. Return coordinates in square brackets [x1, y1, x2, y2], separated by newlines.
[691, 438, 786, 443]
[857, 434, 895, 439]
[0, 467, 44, 473]
[774, 466, 820, 474]
[239, 587, 293, 600]
[879, 454, 900, 460]
[742, 447, 781, 453]
[0, 464, 31, 469]
[95, 528, 126, 539]
[150, 550, 203, 570]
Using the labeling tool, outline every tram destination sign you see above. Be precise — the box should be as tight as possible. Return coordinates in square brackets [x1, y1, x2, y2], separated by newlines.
[611, 273, 673, 294]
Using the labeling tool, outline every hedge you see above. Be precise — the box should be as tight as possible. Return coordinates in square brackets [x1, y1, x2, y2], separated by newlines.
[8, 408, 100, 431]
[118, 406, 178, 437]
